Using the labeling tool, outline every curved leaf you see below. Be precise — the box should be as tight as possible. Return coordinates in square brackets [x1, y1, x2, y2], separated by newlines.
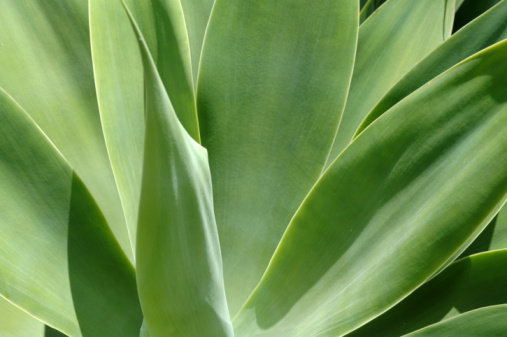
[90, 0, 200, 251]
[347, 249, 507, 336]
[405, 305, 507, 337]
[0, 0, 132, 260]
[180, 0, 215, 88]
[233, 40, 507, 337]
[121, 5, 233, 336]
[356, 0, 507, 136]
[326, 0, 455, 168]
[0, 89, 142, 336]
[197, 0, 358, 314]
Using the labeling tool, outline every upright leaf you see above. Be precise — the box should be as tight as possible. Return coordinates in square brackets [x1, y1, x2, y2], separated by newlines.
[197, 0, 358, 314]
[347, 249, 507, 336]
[405, 305, 507, 337]
[180, 0, 215, 88]
[233, 40, 507, 337]
[0, 89, 143, 336]
[356, 0, 507, 135]
[0, 0, 131, 260]
[326, 0, 455, 167]
[122, 5, 233, 336]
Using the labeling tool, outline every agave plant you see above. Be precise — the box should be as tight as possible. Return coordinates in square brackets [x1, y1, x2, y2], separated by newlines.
[1, 0, 507, 336]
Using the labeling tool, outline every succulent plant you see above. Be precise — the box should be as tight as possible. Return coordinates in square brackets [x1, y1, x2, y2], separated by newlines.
[0, 0, 506, 336]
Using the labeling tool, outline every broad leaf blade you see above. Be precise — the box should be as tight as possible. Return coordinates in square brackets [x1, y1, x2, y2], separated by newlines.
[0, 0, 131, 260]
[326, 0, 455, 167]
[90, 0, 200, 251]
[453, 0, 502, 32]
[122, 6, 233, 336]
[347, 249, 507, 336]
[356, 0, 507, 136]
[197, 0, 358, 314]
[233, 40, 507, 337]
[0, 89, 143, 337]
[405, 305, 507, 337]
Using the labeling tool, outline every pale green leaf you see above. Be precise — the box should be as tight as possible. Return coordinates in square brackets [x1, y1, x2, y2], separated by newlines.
[233, 40, 507, 337]
[180, 0, 215, 89]
[0, 89, 143, 336]
[356, 0, 507, 136]
[197, 0, 358, 314]
[121, 5, 233, 336]
[405, 305, 507, 337]
[326, 0, 455, 168]
[347, 249, 507, 336]
[90, 0, 200, 252]
[0, 297, 44, 337]
[0, 0, 132, 261]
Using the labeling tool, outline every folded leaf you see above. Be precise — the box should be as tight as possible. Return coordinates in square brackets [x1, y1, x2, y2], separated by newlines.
[90, 0, 200, 252]
[356, 0, 507, 136]
[121, 5, 233, 336]
[326, 0, 455, 167]
[233, 40, 507, 337]
[197, 0, 358, 314]
[347, 249, 507, 336]
[0, 89, 143, 336]
[405, 305, 507, 336]
[0, 0, 131, 260]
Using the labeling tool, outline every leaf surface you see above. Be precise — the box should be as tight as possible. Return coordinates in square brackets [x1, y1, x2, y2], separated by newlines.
[0, 89, 143, 337]
[347, 249, 507, 336]
[197, 0, 358, 314]
[233, 40, 507, 337]
[122, 5, 233, 336]
[0, 297, 44, 337]
[356, 0, 507, 136]
[90, 0, 200, 251]
[405, 305, 507, 337]
[0, 0, 132, 260]
[326, 0, 455, 167]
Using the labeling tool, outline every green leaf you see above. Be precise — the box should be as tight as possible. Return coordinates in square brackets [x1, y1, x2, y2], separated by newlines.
[0, 89, 143, 336]
[233, 40, 507, 337]
[454, 0, 502, 32]
[347, 249, 507, 336]
[0, 0, 132, 261]
[90, 0, 200, 252]
[0, 297, 44, 337]
[45, 326, 68, 337]
[356, 0, 507, 136]
[197, 0, 358, 314]
[405, 305, 507, 336]
[359, 0, 387, 24]
[180, 0, 215, 89]
[121, 4, 233, 336]
[139, 321, 150, 337]
[326, 0, 455, 168]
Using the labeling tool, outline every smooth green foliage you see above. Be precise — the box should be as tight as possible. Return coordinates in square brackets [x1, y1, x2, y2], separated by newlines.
[198, 0, 358, 314]
[326, 0, 455, 167]
[233, 40, 507, 337]
[0, 90, 142, 336]
[0, 0, 131, 261]
[348, 249, 507, 336]
[1, 0, 507, 336]
[357, 0, 507, 136]
[124, 6, 232, 336]
[405, 305, 507, 337]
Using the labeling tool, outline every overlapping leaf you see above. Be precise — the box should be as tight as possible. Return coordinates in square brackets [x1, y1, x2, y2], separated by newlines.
[197, 0, 359, 314]
[326, 0, 455, 167]
[121, 5, 233, 336]
[233, 40, 507, 337]
[0, 89, 142, 336]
